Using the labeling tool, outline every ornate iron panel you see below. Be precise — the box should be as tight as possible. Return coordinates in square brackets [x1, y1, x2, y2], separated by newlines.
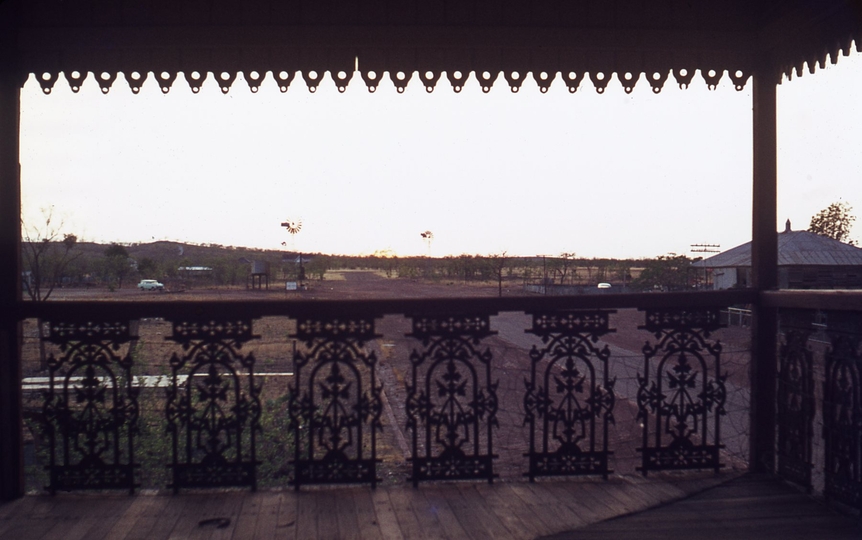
[524, 310, 616, 481]
[823, 312, 862, 510]
[41, 321, 139, 494]
[636, 308, 727, 475]
[406, 314, 499, 486]
[287, 316, 383, 489]
[777, 310, 816, 490]
[165, 319, 261, 493]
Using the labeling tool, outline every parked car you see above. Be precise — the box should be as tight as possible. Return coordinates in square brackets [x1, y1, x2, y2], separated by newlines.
[597, 282, 612, 289]
[138, 279, 164, 291]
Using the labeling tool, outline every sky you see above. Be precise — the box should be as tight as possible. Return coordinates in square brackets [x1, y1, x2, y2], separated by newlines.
[19, 48, 862, 259]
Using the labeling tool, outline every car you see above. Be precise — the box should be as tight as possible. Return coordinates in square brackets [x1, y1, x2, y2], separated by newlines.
[597, 282, 612, 289]
[138, 279, 164, 291]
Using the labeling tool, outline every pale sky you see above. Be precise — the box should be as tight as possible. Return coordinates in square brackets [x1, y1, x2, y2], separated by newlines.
[19, 48, 862, 259]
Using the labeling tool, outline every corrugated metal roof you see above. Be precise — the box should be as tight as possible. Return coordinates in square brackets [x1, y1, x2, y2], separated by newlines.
[694, 230, 862, 268]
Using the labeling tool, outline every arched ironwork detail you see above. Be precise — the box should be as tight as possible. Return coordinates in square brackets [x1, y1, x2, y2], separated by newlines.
[406, 313, 499, 486]
[40, 321, 139, 494]
[287, 315, 383, 489]
[823, 312, 862, 510]
[777, 310, 815, 491]
[165, 319, 261, 493]
[636, 308, 727, 475]
[523, 310, 616, 481]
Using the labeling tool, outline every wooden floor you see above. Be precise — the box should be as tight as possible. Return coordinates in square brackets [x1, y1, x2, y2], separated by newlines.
[540, 475, 861, 540]
[0, 473, 855, 540]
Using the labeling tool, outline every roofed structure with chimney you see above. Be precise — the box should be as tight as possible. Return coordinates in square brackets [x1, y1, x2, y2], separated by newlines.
[695, 220, 862, 289]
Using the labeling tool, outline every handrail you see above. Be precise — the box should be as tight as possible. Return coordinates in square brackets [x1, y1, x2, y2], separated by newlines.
[760, 289, 862, 311]
[16, 289, 758, 320]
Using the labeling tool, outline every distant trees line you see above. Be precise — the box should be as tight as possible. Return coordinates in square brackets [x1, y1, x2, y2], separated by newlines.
[21, 240, 704, 293]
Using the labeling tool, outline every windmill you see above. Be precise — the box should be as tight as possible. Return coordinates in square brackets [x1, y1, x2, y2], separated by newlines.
[420, 230, 433, 257]
[281, 218, 305, 286]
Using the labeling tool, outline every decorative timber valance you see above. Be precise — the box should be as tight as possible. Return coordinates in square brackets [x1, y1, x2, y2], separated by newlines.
[3, 0, 862, 94]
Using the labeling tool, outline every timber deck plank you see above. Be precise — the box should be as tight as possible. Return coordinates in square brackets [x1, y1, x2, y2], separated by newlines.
[2, 473, 858, 540]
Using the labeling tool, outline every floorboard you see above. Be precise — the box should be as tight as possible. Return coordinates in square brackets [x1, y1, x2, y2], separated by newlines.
[3, 473, 856, 540]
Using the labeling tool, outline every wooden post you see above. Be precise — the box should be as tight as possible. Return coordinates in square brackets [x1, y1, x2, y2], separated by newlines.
[750, 67, 779, 474]
[0, 0, 23, 500]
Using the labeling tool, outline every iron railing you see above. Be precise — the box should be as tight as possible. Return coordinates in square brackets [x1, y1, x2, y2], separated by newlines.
[17, 289, 862, 512]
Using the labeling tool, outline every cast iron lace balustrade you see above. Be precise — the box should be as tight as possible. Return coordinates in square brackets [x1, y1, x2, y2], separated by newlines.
[777, 310, 816, 491]
[287, 315, 383, 489]
[41, 321, 140, 494]
[524, 310, 616, 481]
[636, 308, 727, 475]
[165, 319, 261, 493]
[406, 314, 499, 486]
[823, 312, 862, 510]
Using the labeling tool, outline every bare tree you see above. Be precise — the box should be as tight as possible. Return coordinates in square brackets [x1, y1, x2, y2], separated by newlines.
[22, 210, 80, 302]
[21, 210, 81, 369]
[555, 252, 577, 285]
[487, 252, 509, 297]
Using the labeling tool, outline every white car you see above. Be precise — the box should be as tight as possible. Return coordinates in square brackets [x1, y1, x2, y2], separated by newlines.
[597, 282, 612, 289]
[138, 279, 164, 291]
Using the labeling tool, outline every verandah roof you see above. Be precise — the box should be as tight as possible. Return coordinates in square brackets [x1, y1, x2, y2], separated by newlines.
[7, 0, 862, 94]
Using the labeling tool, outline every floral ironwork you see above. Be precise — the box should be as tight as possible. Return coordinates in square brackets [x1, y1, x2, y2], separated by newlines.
[636, 308, 727, 475]
[777, 311, 816, 491]
[524, 310, 616, 481]
[406, 314, 499, 486]
[41, 321, 139, 494]
[823, 312, 862, 510]
[165, 319, 261, 493]
[287, 315, 383, 489]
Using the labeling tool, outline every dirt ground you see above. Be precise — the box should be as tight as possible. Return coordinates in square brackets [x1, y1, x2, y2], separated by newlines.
[21, 271, 752, 491]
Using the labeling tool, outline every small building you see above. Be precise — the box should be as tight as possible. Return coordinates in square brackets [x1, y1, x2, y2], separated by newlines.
[695, 221, 862, 290]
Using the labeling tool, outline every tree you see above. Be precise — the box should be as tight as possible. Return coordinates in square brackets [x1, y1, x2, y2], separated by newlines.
[21, 211, 80, 302]
[631, 254, 695, 292]
[486, 252, 509, 297]
[21, 210, 81, 369]
[808, 201, 856, 245]
[104, 243, 132, 289]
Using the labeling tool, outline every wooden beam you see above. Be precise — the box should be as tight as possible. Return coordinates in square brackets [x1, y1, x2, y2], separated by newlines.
[0, 0, 23, 501]
[749, 66, 779, 475]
